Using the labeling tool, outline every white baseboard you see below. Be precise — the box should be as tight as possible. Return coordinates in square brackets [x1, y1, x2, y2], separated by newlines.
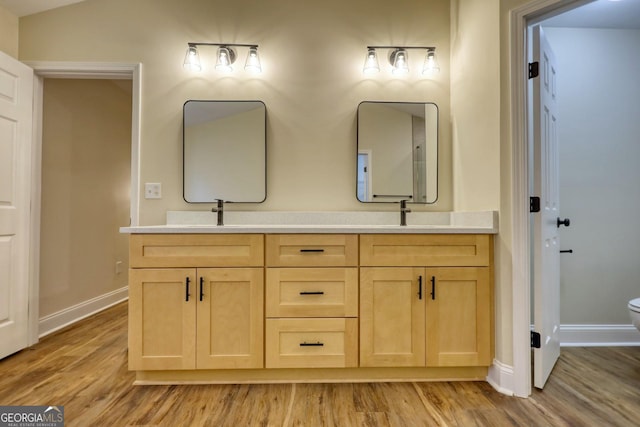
[38, 286, 128, 338]
[560, 324, 640, 347]
[487, 359, 515, 396]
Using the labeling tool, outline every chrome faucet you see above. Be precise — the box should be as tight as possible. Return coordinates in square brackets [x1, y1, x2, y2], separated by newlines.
[212, 199, 224, 226]
[400, 199, 411, 226]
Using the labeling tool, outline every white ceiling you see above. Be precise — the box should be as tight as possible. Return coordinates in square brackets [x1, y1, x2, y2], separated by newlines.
[0, 0, 85, 17]
[1, 0, 639, 28]
[544, 0, 640, 29]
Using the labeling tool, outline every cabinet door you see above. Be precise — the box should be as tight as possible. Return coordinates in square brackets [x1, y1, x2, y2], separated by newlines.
[360, 267, 425, 367]
[128, 268, 196, 370]
[196, 268, 264, 369]
[425, 267, 492, 367]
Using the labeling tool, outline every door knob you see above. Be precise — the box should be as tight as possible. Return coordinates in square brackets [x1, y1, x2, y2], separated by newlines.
[557, 218, 570, 228]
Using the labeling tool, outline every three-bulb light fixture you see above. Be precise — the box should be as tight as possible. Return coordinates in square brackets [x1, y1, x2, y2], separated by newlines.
[183, 42, 262, 73]
[183, 43, 438, 77]
[363, 46, 439, 76]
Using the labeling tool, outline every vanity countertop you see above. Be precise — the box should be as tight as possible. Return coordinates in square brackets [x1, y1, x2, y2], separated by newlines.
[120, 211, 498, 234]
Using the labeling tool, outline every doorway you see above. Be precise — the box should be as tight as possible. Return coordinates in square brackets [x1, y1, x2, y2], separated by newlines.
[509, 0, 640, 397]
[26, 62, 141, 343]
[530, 0, 640, 389]
[357, 150, 372, 201]
[37, 78, 132, 334]
[539, 10, 640, 346]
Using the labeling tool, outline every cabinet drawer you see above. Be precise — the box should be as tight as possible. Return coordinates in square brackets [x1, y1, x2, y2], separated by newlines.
[360, 234, 491, 267]
[129, 234, 264, 268]
[265, 235, 358, 267]
[266, 268, 358, 318]
[265, 318, 358, 368]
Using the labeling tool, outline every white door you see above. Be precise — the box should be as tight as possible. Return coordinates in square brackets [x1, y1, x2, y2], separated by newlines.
[532, 25, 563, 389]
[0, 52, 33, 359]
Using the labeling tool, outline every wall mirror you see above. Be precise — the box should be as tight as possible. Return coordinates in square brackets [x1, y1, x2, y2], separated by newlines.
[183, 100, 266, 203]
[357, 101, 438, 204]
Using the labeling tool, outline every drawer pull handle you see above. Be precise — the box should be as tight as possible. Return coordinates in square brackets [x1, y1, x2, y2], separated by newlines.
[185, 277, 191, 302]
[430, 276, 436, 300]
[418, 276, 423, 300]
[300, 291, 325, 296]
[300, 249, 325, 253]
[300, 342, 324, 347]
[199, 277, 204, 301]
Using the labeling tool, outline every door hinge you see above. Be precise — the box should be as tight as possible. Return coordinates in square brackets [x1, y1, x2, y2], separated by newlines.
[531, 331, 541, 348]
[530, 196, 541, 213]
[528, 61, 539, 79]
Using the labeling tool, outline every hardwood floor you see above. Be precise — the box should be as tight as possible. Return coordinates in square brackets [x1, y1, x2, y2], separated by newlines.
[1, 302, 639, 426]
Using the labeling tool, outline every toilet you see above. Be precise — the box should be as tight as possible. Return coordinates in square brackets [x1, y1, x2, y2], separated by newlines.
[629, 298, 640, 331]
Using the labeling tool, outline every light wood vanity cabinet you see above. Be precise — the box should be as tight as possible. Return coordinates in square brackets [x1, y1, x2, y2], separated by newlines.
[127, 231, 494, 382]
[359, 234, 493, 368]
[265, 235, 359, 368]
[128, 234, 264, 371]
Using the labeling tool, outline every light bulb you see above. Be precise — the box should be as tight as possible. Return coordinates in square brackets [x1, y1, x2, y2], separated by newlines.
[244, 46, 262, 73]
[422, 49, 440, 75]
[391, 49, 409, 75]
[183, 45, 202, 71]
[363, 48, 380, 74]
[216, 47, 234, 72]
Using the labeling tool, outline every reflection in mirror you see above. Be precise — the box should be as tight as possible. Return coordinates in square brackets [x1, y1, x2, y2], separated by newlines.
[183, 100, 266, 203]
[357, 101, 438, 204]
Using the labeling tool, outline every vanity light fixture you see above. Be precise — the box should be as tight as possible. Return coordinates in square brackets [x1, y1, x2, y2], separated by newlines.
[363, 46, 438, 77]
[183, 42, 262, 74]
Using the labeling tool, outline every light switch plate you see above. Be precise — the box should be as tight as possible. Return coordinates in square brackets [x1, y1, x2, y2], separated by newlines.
[145, 183, 162, 199]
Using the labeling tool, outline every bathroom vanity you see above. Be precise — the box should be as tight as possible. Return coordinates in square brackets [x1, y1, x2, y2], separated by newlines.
[122, 211, 497, 384]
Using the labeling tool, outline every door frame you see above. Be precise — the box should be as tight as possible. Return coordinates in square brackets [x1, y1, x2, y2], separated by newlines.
[507, 0, 594, 397]
[25, 61, 142, 345]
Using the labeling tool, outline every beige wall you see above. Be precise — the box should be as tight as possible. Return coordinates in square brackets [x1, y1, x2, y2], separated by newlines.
[0, 5, 18, 57]
[451, 0, 501, 211]
[20, 0, 452, 225]
[451, 0, 508, 363]
[39, 79, 131, 317]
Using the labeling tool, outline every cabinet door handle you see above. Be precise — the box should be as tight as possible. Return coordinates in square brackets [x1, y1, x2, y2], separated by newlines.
[185, 277, 191, 302]
[199, 277, 204, 301]
[418, 276, 423, 300]
[300, 342, 324, 347]
[300, 249, 325, 253]
[300, 291, 325, 296]
[430, 276, 436, 300]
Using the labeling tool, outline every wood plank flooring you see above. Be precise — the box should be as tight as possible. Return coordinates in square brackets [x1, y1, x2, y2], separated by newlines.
[1, 302, 639, 426]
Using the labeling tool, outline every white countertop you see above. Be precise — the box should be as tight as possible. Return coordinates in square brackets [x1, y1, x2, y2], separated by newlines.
[120, 211, 498, 234]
